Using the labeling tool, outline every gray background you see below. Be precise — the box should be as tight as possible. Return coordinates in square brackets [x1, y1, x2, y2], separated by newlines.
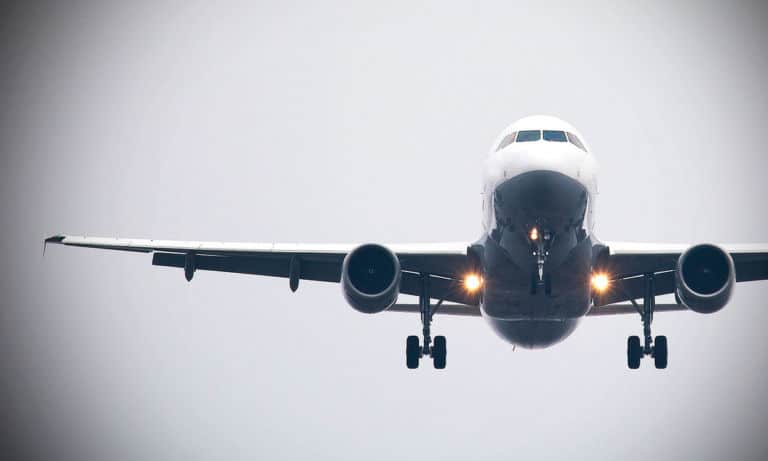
[2, 1, 768, 460]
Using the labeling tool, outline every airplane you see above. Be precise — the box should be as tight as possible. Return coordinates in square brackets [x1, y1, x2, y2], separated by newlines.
[45, 115, 768, 370]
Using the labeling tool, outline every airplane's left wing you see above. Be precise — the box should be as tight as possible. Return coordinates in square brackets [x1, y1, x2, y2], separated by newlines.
[592, 241, 768, 308]
[44, 235, 479, 305]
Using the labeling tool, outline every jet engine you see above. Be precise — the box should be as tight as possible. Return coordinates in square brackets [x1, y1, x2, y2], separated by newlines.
[341, 244, 401, 314]
[675, 244, 735, 314]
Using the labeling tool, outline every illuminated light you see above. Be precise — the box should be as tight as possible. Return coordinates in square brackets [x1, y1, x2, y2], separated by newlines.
[530, 227, 539, 241]
[464, 273, 483, 292]
[591, 273, 610, 292]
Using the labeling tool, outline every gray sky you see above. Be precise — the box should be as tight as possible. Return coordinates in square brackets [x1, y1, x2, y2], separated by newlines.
[2, 1, 768, 460]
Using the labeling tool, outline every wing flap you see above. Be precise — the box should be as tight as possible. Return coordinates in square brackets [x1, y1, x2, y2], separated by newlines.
[388, 303, 482, 317]
[386, 302, 688, 317]
[595, 271, 676, 306]
[151, 253, 343, 283]
[400, 272, 479, 305]
[587, 303, 686, 316]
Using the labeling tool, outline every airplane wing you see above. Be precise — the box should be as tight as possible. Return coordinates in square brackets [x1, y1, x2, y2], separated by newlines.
[44, 235, 768, 317]
[43, 235, 480, 305]
[592, 242, 768, 308]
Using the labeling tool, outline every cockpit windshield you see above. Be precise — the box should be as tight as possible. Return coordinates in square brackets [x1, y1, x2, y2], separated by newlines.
[516, 130, 541, 142]
[496, 129, 588, 152]
[543, 130, 567, 142]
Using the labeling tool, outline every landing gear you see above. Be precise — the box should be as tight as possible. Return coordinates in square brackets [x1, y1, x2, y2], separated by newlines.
[529, 227, 553, 296]
[406, 336, 420, 369]
[433, 336, 447, 369]
[405, 273, 447, 369]
[627, 336, 642, 369]
[625, 273, 669, 370]
[654, 336, 668, 369]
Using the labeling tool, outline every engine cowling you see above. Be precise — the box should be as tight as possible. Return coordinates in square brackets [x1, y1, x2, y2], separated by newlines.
[341, 244, 401, 314]
[675, 244, 735, 314]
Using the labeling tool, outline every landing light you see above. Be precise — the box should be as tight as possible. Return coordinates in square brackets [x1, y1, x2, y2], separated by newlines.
[464, 274, 483, 292]
[530, 227, 539, 241]
[591, 273, 610, 292]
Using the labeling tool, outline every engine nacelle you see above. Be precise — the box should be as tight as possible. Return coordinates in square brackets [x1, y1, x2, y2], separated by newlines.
[341, 244, 401, 314]
[675, 244, 735, 314]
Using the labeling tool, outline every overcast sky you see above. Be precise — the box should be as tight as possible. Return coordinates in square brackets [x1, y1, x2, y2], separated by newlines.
[2, 1, 768, 460]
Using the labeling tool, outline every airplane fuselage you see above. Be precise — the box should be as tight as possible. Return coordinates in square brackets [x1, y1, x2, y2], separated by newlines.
[477, 116, 600, 348]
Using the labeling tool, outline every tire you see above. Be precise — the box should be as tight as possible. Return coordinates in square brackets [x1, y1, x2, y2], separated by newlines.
[433, 336, 447, 369]
[654, 336, 668, 369]
[627, 336, 642, 369]
[406, 336, 420, 369]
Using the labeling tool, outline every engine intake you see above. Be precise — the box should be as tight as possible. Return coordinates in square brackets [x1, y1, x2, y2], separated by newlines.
[341, 244, 401, 314]
[675, 244, 735, 314]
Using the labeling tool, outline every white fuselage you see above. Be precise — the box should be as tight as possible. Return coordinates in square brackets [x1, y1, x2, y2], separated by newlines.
[474, 115, 601, 348]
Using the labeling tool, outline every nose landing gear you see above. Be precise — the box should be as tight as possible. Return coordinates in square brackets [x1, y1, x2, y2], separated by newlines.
[405, 273, 447, 369]
[625, 273, 668, 370]
[529, 227, 553, 296]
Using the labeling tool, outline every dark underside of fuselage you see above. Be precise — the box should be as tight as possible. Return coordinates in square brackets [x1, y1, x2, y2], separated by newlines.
[479, 170, 594, 349]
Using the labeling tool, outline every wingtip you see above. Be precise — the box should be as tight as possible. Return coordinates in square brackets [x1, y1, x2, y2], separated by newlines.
[45, 235, 65, 244]
[43, 234, 65, 257]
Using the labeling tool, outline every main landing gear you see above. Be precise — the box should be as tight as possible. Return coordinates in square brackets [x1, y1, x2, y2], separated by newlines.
[625, 273, 668, 370]
[406, 273, 447, 369]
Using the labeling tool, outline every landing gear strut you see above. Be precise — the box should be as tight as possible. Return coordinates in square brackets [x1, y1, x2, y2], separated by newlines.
[625, 273, 668, 369]
[529, 228, 553, 296]
[406, 273, 447, 369]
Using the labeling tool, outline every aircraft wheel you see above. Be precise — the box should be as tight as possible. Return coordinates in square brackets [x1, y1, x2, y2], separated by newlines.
[432, 336, 447, 369]
[406, 335, 420, 369]
[627, 336, 642, 369]
[654, 336, 668, 369]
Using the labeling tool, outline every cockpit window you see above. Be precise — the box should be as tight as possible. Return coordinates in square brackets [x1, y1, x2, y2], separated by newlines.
[516, 130, 541, 142]
[543, 130, 567, 142]
[496, 131, 517, 151]
[566, 132, 586, 151]
[496, 129, 587, 151]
